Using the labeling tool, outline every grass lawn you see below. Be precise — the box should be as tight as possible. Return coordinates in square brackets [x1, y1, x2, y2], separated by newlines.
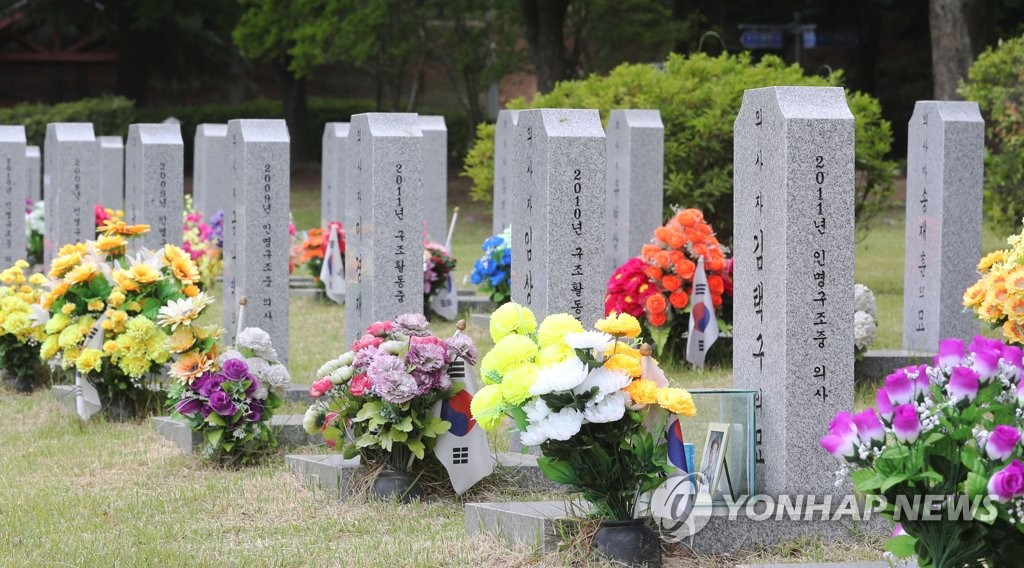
[0, 174, 1004, 566]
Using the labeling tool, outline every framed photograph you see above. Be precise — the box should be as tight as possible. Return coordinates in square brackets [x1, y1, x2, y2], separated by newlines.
[699, 423, 730, 497]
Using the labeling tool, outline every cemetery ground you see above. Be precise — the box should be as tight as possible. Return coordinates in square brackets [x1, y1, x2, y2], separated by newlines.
[0, 176, 1003, 566]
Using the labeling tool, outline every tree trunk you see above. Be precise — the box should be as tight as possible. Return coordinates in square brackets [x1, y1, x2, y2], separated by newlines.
[276, 60, 308, 163]
[115, 5, 150, 105]
[519, 0, 571, 93]
[928, 0, 977, 100]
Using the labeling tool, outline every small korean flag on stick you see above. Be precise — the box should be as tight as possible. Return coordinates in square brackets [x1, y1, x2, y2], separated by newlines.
[686, 256, 719, 368]
[431, 321, 492, 494]
[75, 313, 108, 420]
[320, 223, 346, 304]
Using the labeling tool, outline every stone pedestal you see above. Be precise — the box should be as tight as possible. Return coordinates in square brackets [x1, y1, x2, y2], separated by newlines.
[152, 414, 318, 453]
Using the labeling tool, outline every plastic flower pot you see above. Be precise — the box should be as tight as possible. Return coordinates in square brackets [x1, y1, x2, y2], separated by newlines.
[592, 518, 662, 568]
[370, 470, 423, 504]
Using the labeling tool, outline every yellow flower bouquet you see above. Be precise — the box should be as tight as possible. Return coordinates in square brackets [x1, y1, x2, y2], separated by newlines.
[0, 260, 49, 392]
[39, 214, 217, 419]
[964, 221, 1024, 343]
[470, 303, 696, 526]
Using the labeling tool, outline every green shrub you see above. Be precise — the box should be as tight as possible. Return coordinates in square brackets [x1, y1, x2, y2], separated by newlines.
[463, 52, 897, 242]
[0, 96, 136, 146]
[960, 35, 1024, 232]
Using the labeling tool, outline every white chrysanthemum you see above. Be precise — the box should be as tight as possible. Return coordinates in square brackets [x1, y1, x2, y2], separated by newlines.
[157, 293, 213, 330]
[245, 357, 271, 382]
[520, 426, 548, 446]
[583, 391, 627, 423]
[302, 407, 319, 434]
[218, 349, 244, 365]
[25, 201, 45, 235]
[252, 385, 269, 400]
[564, 331, 614, 351]
[266, 364, 291, 388]
[328, 365, 354, 385]
[336, 351, 356, 367]
[523, 398, 551, 422]
[318, 358, 344, 377]
[529, 357, 589, 395]
[573, 366, 631, 400]
[237, 327, 276, 358]
[853, 311, 877, 351]
[854, 284, 877, 317]
[535, 407, 583, 441]
[380, 340, 406, 355]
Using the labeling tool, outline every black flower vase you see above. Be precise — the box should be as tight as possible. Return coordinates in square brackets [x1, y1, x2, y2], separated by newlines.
[593, 518, 662, 567]
[370, 470, 423, 504]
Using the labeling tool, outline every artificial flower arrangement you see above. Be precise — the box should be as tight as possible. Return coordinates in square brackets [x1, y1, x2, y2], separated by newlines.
[39, 212, 209, 418]
[964, 223, 1024, 344]
[182, 195, 223, 290]
[854, 283, 878, 360]
[424, 240, 456, 306]
[0, 260, 49, 392]
[25, 199, 43, 266]
[291, 221, 345, 289]
[470, 304, 696, 524]
[168, 326, 291, 463]
[302, 313, 477, 479]
[822, 336, 1024, 567]
[605, 208, 732, 359]
[467, 229, 512, 305]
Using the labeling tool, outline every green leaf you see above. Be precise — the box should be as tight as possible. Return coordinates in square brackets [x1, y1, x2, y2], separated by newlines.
[966, 472, 989, 498]
[537, 457, 576, 485]
[853, 471, 885, 493]
[206, 413, 226, 427]
[354, 402, 382, 423]
[355, 433, 377, 448]
[393, 416, 414, 432]
[420, 417, 451, 438]
[206, 428, 223, 447]
[884, 535, 917, 558]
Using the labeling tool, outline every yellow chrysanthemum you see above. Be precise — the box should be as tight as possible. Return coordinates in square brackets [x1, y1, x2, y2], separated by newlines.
[170, 258, 200, 285]
[129, 264, 160, 284]
[49, 251, 82, 278]
[469, 384, 507, 430]
[45, 313, 71, 335]
[978, 249, 1009, 273]
[103, 340, 118, 354]
[979, 295, 1007, 324]
[28, 273, 47, 286]
[49, 280, 71, 300]
[108, 289, 126, 307]
[963, 280, 988, 309]
[125, 301, 142, 313]
[596, 312, 642, 339]
[489, 302, 538, 342]
[604, 353, 642, 378]
[99, 219, 150, 237]
[39, 336, 59, 360]
[61, 303, 76, 315]
[656, 387, 696, 417]
[537, 344, 572, 366]
[57, 323, 86, 349]
[96, 234, 127, 253]
[605, 341, 642, 361]
[480, 334, 539, 379]
[111, 269, 139, 292]
[87, 298, 105, 312]
[500, 364, 540, 405]
[182, 284, 200, 298]
[164, 244, 190, 265]
[536, 313, 584, 349]
[166, 327, 196, 353]
[75, 348, 104, 374]
[625, 379, 659, 405]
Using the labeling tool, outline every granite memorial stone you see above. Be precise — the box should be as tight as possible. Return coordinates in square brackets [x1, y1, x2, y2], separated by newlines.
[511, 108, 606, 326]
[492, 109, 518, 234]
[321, 122, 350, 226]
[43, 122, 98, 262]
[97, 136, 124, 210]
[605, 109, 664, 276]
[732, 87, 855, 496]
[902, 101, 984, 352]
[193, 124, 231, 221]
[346, 113, 423, 341]
[25, 145, 40, 202]
[227, 119, 290, 362]
[419, 115, 447, 241]
[125, 124, 184, 249]
[0, 126, 27, 266]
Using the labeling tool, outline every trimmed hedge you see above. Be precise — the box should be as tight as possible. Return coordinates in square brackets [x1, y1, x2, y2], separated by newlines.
[0, 96, 135, 146]
[463, 52, 897, 242]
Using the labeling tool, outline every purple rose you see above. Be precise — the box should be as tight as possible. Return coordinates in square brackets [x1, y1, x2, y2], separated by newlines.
[246, 375, 261, 396]
[892, 404, 921, 444]
[1002, 345, 1024, 375]
[198, 375, 225, 397]
[222, 358, 250, 381]
[201, 405, 212, 418]
[972, 347, 1001, 382]
[209, 391, 237, 416]
[946, 366, 980, 404]
[854, 408, 885, 445]
[176, 397, 203, 415]
[820, 433, 856, 460]
[905, 365, 931, 398]
[876, 387, 895, 422]
[245, 401, 264, 422]
[986, 425, 1022, 461]
[969, 335, 1005, 355]
[885, 369, 914, 405]
[828, 412, 857, 441]
[935, 338, 965, 370]
[190, 372, 215, 393]
[988, 460, 1024, 502]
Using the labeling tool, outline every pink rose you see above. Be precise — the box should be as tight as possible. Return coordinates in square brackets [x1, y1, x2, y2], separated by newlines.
[989, 460, 1024, 502]
[349, 373, 371, 397]
[309, 377, 334, 398]
[352, 334, 384, 351]
[366, 321, 394, 337]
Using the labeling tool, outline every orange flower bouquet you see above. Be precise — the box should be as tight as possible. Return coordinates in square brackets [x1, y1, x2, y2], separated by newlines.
[606, 208, 732, 359]
[291, 222, 345, 288]
[964, 221, 1024, 343]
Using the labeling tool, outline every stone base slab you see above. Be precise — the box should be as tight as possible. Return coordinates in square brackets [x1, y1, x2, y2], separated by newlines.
[152, 414, 320, 453]
[466, 499, 892, 555]
[856, 349, 934, 383]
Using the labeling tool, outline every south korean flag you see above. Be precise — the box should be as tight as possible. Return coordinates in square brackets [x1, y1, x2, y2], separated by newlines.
[75, 313, 107, 420]
[319, 223, 346, 304]
[431, 357, 492, 494]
